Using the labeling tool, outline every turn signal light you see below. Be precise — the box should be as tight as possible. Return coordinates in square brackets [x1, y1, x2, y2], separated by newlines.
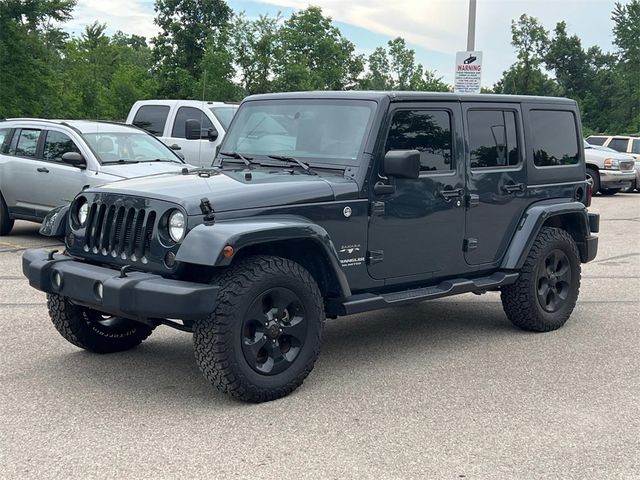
[223, 245, 235, 258]
[586, 182, 592, 207]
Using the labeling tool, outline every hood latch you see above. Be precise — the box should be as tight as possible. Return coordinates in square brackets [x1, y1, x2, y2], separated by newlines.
[200, 197, 215, 223]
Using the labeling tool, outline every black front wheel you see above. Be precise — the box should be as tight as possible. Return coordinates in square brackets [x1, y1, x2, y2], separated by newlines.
[193, 255, 324, 402]
[0, 192, 14, 236]
[501, 227, 581, 332]
[47, 294, 154, 353]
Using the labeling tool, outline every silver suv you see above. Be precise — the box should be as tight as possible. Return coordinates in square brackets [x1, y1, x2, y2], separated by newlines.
[0, 119, 188, 235]
[586, 135, 640, 191]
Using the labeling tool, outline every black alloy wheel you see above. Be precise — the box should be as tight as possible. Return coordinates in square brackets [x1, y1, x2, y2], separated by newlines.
[536, 249, 572, 313]
[241, 287, 308, 375]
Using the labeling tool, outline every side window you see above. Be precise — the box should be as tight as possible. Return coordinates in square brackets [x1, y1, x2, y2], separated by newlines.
[0, 128, 10, 153]
[385, 110, 453, 172]
[468, 110, 519, 168]
[132, 106, 170, 136]
[11, 129, 41, 158]
[586, 136, 606, 146]
[43, 131, 80, 162]
[608, 138, 629, 153]
[530, 110, 579, 167]
[632, 139, 640, 155]
[171, 106, 214, 139]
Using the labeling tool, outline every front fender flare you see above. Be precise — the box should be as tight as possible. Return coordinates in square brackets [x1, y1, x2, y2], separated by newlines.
[39, 205, 69, 238]
[501, 201, 590, 269]
[176, 216, 351, 297]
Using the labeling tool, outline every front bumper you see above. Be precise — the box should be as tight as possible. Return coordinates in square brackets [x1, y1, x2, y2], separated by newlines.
[599, 169, 635, 189]
[22, 249, 218, 321]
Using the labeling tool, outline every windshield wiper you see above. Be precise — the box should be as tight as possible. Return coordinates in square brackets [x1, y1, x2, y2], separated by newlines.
[137, 158, 183, 164]
[103, 159, 140, 164]
[267, 155, 317, 175]
[219, 151, 255, 168]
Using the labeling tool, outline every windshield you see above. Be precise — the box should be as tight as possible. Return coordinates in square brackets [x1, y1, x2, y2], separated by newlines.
[209, 106, 238, 130]
[219, 100, 377, 166]
[82, 132, 182, 164]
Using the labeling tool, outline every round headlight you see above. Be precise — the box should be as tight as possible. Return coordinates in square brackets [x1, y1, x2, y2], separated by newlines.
[77, 200, 89, 226]
[168, 210, 185, 243]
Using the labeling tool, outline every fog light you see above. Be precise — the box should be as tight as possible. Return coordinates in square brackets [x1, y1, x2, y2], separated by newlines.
[94, 282, 103, 300]
[164, 251, 176, 268]
[52, 271, 62, 290]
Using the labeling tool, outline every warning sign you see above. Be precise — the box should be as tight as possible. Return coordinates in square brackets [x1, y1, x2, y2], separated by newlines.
[454, 51, 482, 94]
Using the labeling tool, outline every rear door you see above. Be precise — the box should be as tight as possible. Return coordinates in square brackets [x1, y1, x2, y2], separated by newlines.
[167, 106, 220, 167]
[462, 103, 528, 266]
[4, 128, 44, 218]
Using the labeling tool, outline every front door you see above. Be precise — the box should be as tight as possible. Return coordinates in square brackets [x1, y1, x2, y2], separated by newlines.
[168, 106, 220, 167]
[367, 102, 467, 281]
[462, 103, 528, 266]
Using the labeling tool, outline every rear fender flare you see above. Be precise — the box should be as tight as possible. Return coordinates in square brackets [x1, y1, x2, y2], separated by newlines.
[501, 201, 590, 269]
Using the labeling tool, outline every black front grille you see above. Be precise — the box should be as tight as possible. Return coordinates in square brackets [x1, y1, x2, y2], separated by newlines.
[84, 203, 157, 262]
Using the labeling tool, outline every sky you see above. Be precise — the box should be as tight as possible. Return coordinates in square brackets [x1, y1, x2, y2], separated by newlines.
[65, 0, 623, 87]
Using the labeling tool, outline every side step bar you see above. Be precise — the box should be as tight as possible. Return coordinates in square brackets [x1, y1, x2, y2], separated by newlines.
[326, 271, 519, 316]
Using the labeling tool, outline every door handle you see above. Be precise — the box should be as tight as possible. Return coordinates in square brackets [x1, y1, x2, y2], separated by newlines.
[37, 167, 49, 173]
[502, 183, 525, 194]
[440, 188, 465, 201]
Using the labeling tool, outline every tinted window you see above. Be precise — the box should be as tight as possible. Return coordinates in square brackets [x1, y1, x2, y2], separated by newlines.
[586, 136, 606, 146]
[468, 110, 519, 168]
[210, 106, 237, 130]
[43, 131, 80, 162]
[386, 110, 452, 172]
[171, 107, 214, 139]
[12, 129, 41, 158]
[132, 106, 170, 136]
[632, 139, 640, 155]
[531, 110, 579, 167]
[608, 138, 629, 153]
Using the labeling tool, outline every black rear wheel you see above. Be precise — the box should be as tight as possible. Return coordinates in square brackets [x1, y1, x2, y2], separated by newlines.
[501, 227, 581, 332]
[193, 255, 324, 402]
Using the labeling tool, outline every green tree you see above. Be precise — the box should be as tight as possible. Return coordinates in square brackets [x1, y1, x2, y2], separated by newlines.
[363, 46, 393, 90]
[152, 0, 232, 97]
[273, 7, 364, 91]
[494, 14, 556, 95]
[0, 0, 76, 117]
[544, 21, 589, 97]
[231, 13, 281, 95]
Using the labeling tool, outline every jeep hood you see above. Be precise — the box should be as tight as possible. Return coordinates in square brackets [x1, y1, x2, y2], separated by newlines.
[89, 168, 359, 214]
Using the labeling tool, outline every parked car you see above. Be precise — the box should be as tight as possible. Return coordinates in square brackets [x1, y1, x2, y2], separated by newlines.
[583, 141, 635, 195]
[127, 100, 239, 167]
[23, 92, 599, 402]
[587, 135, 640, 192]
[0, 119, 188, 235]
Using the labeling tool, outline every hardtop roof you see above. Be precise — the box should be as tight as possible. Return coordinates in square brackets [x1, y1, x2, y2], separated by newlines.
[245, 90, 577, 106]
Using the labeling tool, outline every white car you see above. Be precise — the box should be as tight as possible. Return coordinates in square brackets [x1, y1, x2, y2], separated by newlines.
[0, 119, 188, 235]
[587, 135, 640, 191]
[583, 141, 636, 195]
[127, 100, 238, 167]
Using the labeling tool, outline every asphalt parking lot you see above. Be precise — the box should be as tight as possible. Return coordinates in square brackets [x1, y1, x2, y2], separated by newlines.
[1, 194, 638, 480]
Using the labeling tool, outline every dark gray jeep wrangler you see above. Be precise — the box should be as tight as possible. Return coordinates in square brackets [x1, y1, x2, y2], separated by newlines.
[23, 92, 599, 402]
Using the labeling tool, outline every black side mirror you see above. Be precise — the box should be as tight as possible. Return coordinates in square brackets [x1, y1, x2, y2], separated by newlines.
[185, 119, 201, 140]
[207, 128, 219, 142]
[61, 151, 86, 169]
[383, 150, 420, 179]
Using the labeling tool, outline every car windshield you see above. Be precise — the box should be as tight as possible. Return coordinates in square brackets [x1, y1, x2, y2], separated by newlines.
[219, 100, 377, 166]
[82, 131, 181, 164]
[209, 106, 238, 130]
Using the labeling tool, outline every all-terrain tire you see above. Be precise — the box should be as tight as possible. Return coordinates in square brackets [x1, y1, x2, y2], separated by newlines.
[0, 192, 14, 236]
[600, 188, 621, 196]
[501, 227, 581, 332]
[193, 255, 324, 403]
[47, 294, 153, 353]
[586, 167, 600, 196]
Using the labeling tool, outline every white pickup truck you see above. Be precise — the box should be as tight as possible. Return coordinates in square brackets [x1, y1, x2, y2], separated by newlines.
[127, 100, 238, 167]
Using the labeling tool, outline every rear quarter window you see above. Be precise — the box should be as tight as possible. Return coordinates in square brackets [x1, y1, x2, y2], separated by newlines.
[530, 110, 579, 167]
[132, 105, 170, 136]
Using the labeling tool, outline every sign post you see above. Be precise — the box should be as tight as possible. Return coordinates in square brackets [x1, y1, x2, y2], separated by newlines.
[454, 51, 482, 94]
